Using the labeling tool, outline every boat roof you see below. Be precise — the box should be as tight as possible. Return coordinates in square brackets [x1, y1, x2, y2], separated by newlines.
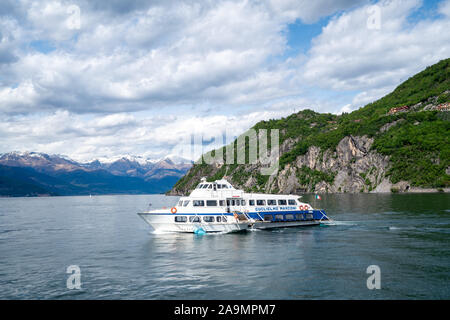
[184, 178, 301, 199]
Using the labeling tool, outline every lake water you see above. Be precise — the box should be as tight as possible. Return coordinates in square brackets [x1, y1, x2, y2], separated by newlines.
[0, 193, 449, 299]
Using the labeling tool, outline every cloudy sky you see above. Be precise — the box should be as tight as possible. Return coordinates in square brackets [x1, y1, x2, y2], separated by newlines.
[0, 0, 449, 162]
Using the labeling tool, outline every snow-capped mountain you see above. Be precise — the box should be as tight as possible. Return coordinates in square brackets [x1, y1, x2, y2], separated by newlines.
[0, 151, 192, 196]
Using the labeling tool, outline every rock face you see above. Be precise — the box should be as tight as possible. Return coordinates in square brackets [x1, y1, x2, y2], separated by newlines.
[264, 135, 391, 194]
[171, 135, 398, 195]
[170, 130, 449, 196]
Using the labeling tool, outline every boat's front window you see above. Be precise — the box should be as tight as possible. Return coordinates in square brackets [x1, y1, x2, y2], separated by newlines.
[197, 184, 203, 189]
[183, 200, 190, 207]
[189, 216, 200, 222]
[288, 199, 296, 205]
[174, 216, 187, 223]
[207, 184, 212, 189]
[193, 200, 205, 207]
[201, 184, 208, 189]
[206, 200, 217, 206]
[178, 200, 183, 206]
[221, 184, 227, 189]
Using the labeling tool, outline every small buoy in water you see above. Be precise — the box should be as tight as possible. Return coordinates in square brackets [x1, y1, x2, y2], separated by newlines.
[194, 227, 206, 235]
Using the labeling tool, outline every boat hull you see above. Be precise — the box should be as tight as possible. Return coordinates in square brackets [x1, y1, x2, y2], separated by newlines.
[251, 220, 320, 229]
[138, 212, 249, 233]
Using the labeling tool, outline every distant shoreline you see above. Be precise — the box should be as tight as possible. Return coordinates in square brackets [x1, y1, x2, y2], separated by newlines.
[0, 193, 174, 198]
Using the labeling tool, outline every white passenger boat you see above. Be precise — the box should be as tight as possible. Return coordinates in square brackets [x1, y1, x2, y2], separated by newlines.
[138, 178, 330, 234]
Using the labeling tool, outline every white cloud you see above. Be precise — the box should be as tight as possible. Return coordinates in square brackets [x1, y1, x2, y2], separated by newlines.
[0, 106, 298, 162]
[439, 0, 450, 16]
[303, 0, 450, 109]
[0, 0, 449, 160]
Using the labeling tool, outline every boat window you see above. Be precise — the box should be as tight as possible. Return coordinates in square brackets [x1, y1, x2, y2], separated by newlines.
[178, 200, 183, 206]
[216, 216, 222, 222]
[174, 216, 187, 223]
[226, 200, 230, 206]
[206, 200, 217, 206]
[222, 216, 227, 222]
[183, 200, 190, 207]
[306, 214, 313, 220]
[288, 199, 296, 205]
[241, 200, 246, 206]
[208, 184, 212, 189]
[221, 184, 227, 189]
[249, 200, 255, 206]
[189, 216, 201, 223]
[217, 184, 222, 189]
[285, 214, 294, 220]
[275, 214, 284, 221]
[264, 215, 273, 221]
[235, 199, 240, 206]
[278, 199, 287, 205]
[193, 200, 205, 207]
[201, 184, 207, 189]
[267, 199, 277, 206]
[296, 213, 304, 220]
[198, 184, 203, 189]
[219, 200, 225, 206]
[256, 200, 266, 206]
[231, 200, 235, 206]
[203, 216, 214, 222]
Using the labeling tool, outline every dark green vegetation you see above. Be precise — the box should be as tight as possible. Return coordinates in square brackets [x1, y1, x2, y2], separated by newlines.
[173, 58, 450, 192]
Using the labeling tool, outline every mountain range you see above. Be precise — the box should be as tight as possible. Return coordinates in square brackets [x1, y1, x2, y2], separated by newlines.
[170, 58, 450, 195]
[0, 152, 192, 196]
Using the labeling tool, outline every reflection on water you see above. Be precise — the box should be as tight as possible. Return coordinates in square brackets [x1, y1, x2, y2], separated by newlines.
[0, 193, 449, 299]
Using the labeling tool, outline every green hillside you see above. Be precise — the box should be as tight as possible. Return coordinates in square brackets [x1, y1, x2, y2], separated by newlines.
[172, 58, 450, 194]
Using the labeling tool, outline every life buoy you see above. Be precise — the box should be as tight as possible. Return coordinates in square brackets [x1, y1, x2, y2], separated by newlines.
[171, 207, 177, 214]
[299, 205, 304, 211]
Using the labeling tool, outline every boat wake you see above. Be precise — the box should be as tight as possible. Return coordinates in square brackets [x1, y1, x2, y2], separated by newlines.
[150, 230, 175, 235]
[321, 220, 357, 226]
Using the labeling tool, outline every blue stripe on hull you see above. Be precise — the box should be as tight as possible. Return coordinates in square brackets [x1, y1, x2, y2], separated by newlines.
[141, 210, 328, 221]
[247, 210, 328, 221]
